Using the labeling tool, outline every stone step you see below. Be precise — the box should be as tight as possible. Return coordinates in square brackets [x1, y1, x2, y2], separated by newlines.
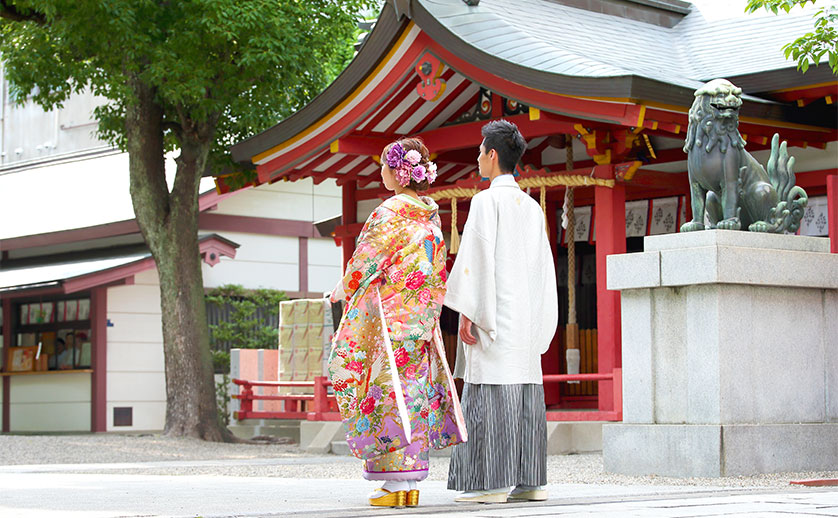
[228, 419, 302, 443]
[330, 440, 352, 456]
[327, 422, 602, 456]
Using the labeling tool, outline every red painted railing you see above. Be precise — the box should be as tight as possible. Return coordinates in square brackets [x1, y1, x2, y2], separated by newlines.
[232, 369, 623, 422]
[232, 376, 340, 421]
[542, 368, 622, 421]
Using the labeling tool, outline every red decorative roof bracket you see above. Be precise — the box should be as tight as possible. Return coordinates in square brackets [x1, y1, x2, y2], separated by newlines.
[415, 52, 447, 102]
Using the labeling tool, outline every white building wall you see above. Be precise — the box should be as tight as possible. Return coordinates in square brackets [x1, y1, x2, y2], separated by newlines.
[9, 373, 91, 432]
[207, 178, 344, 293]
[308, 237, 343, 293]
[202, 233, 300, 291]
[213, 177, 342, 222]
[106, 269, 166, 432]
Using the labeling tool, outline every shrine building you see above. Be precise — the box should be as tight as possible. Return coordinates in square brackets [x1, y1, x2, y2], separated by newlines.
[226, 0, 837, 422]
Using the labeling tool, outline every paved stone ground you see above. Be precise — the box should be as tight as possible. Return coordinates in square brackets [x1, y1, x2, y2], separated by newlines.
[0, 434, 836, 517]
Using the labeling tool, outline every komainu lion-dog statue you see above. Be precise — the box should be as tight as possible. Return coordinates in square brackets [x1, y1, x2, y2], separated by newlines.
[680, 79, 808, 233]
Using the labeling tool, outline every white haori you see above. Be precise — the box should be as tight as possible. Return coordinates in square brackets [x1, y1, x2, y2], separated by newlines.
[444, 174, 559, 385]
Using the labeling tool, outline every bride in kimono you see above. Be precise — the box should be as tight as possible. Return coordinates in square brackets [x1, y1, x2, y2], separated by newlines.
[329, 138, 467, 507]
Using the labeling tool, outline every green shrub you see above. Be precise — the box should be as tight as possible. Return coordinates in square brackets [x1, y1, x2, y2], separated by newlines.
[211, 350, 230, 375]
[206, 284, 288, 351]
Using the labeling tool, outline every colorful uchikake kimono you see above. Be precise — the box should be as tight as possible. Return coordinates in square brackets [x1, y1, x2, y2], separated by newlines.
[329, 194, 467, 481]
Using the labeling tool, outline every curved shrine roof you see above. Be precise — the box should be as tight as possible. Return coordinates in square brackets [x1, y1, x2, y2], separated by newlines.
[229, 0, 836, 188]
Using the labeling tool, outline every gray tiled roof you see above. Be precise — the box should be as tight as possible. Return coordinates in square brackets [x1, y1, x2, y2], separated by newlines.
[421, 0, 832, 88]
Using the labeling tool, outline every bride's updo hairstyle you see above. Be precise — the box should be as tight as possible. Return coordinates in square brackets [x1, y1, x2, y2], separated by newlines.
[382, 137, 438, 192]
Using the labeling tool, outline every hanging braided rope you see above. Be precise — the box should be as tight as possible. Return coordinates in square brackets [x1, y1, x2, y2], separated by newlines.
[517, 174, 614, 189]
[564, 136, 579, 371]
[429, 175, 612, 204]
[428, 160, 613, 255]
[539, 186, 548, 236]
[566, 187, 577, 328]
[449, 197, 460, 254]
[427, 187, 480, 201]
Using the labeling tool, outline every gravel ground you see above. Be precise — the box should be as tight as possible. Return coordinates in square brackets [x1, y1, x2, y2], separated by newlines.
[0, 433, 835, 489]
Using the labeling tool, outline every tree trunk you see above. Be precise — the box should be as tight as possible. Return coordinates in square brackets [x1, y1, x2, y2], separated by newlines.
[125, 77, 233, 441]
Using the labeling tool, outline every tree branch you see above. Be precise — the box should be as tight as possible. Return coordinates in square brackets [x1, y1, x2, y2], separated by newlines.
[162, 120, 184, 142]
[0, 1, 47, 24]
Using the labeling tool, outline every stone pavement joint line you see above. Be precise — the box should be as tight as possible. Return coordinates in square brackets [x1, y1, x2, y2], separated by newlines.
[1, 473, 837, 518]
[1, 435, 837, 517]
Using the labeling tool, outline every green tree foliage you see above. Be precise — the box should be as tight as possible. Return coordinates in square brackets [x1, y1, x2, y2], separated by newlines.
[206, 284, 288, 352]
[746, 0, 838, 74]
[0, 0, 375, 440]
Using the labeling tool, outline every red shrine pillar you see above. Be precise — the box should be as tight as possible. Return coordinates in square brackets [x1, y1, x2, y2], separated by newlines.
[341, 182, 357, 270]
[594, 166, 625, 412]
[828, 175, 837, 254]
[542, 199, 562, 406]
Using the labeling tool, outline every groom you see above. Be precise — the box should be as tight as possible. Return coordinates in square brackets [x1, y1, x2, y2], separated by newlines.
[444, 119, 558, 503]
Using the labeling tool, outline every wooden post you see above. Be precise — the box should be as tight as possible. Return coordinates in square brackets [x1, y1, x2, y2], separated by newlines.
[594, 171, 625, 412]
[342, 182, 357, 270]
[542, 199, 562, 406]
[90, 287, 108, 432]
[299, 236, 309, 295]
[309, 376, 327, 421]
[2, 296, 11, 432]
[238, 381, 253, 419]
[828, 175, 837, 254]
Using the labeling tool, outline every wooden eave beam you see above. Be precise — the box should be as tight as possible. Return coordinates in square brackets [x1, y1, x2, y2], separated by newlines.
[330, 135, 392, 156]
[794, 168, 838, 189]
[309, 154, 359, 183]
[356, 186, 389, 200]
[769, 83, 838, 104]
[336, 158, 379, 186]
[622, 169, 689, 191]
[332, 113, 582, 158]
[435, 148, 479, 165]
[436, 164, 476, 184]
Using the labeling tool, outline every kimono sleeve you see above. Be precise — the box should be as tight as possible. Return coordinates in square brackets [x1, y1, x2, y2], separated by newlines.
[442, 193, 498, 344]
[330, 209, 392, 304]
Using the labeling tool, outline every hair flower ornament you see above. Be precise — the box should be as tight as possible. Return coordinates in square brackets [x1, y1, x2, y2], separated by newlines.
[385, 142, 438, 187]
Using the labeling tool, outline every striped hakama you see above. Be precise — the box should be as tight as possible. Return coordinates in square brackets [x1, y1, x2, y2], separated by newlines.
[447, 383, 547, 491]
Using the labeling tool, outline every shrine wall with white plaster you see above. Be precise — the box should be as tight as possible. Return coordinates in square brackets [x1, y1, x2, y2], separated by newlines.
[212, 177, 342, 222]
[205, 179, 343, 293]
[105, 268, 166, 432]
[7, 372, 91, 432]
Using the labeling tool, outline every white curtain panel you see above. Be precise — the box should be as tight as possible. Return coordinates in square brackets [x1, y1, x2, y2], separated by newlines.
[649, 196, 679, 235]
[799, 195, 829, 237]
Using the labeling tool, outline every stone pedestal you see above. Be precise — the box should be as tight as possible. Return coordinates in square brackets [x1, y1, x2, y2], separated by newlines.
[603, 231, 838, 477]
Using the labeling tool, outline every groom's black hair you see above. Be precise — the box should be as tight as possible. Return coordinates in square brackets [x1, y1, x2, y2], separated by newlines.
[481, 119, 526, 174]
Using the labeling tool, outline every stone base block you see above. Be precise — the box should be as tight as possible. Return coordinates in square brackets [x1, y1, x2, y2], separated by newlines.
[330, 440, 352, 456]
[547, 422, 602, 454]
[228, 419, 302, 443]
[604, 423, 838, 477]
[299, 421, 346, 453]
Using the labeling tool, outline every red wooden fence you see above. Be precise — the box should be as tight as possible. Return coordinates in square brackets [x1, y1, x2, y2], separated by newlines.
[232, 369, 622, 422]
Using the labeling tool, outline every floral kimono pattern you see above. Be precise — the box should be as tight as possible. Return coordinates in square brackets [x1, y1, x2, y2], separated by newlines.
[329, 195, 467, 461]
